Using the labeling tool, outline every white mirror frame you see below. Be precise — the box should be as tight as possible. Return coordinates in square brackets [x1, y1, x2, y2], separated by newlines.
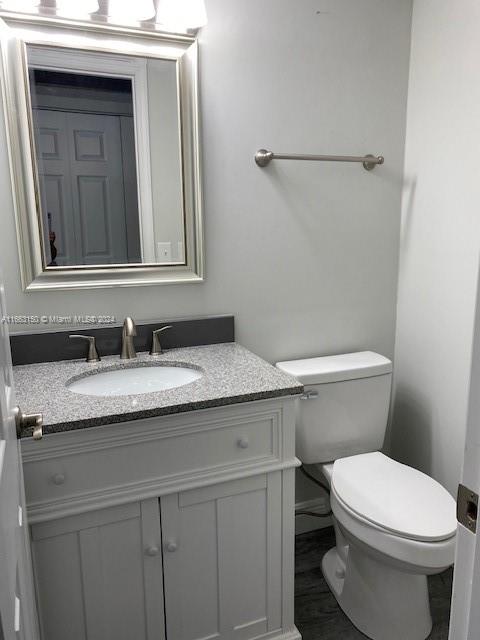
[0, 13, 204, 290]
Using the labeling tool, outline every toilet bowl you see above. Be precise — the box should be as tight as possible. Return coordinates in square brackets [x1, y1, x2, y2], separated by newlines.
[319, 453, 456, 640]
[276, 352, 457, 640]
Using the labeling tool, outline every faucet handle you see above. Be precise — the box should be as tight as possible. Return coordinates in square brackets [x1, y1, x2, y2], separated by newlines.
[150, 326, 173, 356]
[69, 335, 101, 363]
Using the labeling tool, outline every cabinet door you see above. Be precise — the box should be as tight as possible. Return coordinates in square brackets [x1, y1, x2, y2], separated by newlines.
[31, 499, 165, 640]
[161, 473, 283, 640]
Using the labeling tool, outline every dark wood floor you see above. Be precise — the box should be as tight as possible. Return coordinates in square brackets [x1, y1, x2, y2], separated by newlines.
[295, 527, 453, 640]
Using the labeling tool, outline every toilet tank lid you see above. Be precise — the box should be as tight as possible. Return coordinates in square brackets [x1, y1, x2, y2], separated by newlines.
[276, 351, 392, 385]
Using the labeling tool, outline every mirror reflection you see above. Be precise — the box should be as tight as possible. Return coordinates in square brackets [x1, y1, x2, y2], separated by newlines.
[27, 45, 185, 268]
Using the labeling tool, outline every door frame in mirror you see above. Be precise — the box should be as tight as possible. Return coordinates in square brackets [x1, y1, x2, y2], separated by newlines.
[27, 44, 158, 266]
[0, 14, 204, 290]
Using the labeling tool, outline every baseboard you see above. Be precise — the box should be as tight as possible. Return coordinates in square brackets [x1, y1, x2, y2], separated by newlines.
[295, 497, 332, 535]
[253, 626, 302, 640]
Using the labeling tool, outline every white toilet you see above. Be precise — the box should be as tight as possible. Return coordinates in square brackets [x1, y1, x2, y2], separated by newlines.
[276, 351, 457, 640]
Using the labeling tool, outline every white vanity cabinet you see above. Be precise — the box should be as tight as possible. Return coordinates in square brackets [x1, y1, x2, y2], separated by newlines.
[21, 398, 300, 640]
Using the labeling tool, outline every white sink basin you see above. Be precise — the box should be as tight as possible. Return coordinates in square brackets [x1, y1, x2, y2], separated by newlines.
[67, 364, 203, 397]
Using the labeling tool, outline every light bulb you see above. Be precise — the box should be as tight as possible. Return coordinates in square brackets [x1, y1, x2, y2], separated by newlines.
[1, 0, 40, 11]
[155, 0, 207, 29]
[55, 0, 98, 16]
[107, 0, 155, 22]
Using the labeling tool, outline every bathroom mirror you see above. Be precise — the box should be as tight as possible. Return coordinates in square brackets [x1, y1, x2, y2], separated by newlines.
[0, 15, 204, 289]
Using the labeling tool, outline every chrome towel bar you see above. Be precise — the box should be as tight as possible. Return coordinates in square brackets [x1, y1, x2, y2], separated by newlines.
[255, 149, 384, 171]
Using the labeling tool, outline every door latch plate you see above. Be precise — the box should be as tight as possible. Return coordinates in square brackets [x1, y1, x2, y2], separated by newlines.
[457, 484, 478, 533]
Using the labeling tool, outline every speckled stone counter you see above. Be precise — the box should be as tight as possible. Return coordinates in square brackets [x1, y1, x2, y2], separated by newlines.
[14, 343, 303, 437]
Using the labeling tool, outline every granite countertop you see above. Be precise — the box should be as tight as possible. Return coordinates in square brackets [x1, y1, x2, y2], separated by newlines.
[14, 343, 303, 437]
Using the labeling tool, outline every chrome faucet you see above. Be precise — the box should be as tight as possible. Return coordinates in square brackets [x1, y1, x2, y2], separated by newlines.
[121, 317, 137, 359]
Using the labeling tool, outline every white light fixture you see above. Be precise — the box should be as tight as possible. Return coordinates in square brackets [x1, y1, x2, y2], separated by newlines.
[106, 0, 155, 22]
[155, 0, 207, 30]
[0, 0, 206, 31]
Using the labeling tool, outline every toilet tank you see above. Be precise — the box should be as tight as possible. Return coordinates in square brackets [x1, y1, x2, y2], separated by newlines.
[276, 352, 392, 464]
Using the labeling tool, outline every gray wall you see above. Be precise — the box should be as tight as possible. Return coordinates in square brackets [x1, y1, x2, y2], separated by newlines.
[0, 0, 412, 501]
[390, 0, 480, 497]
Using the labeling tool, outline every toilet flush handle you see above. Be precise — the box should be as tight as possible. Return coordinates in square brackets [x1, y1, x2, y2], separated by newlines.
[300, 389, 319, 400]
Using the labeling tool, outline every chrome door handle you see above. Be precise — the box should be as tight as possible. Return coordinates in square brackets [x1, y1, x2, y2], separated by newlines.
[14, 407, 43, 440]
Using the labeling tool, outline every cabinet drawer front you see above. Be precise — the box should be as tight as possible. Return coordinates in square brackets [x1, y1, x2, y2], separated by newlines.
[23, 409, 281, 511]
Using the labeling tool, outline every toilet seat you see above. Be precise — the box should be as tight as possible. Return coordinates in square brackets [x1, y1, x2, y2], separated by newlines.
[331, 489, 456, 571]
[332, 452, 457, 542]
